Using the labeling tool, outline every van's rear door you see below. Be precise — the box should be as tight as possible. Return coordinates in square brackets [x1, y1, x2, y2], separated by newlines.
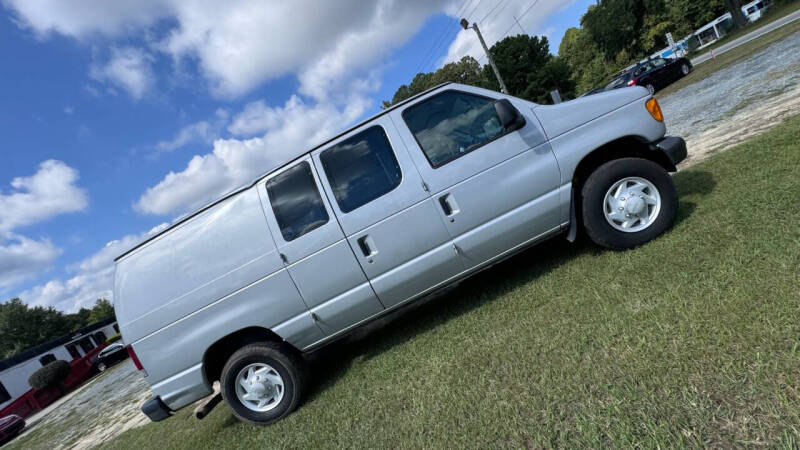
[257, 156, 384, 338]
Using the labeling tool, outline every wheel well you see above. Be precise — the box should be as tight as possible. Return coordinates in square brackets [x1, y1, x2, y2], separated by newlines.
[567, 136, 674, 240]
[572, 136, 674, 192]
[202, 327, 292, 383]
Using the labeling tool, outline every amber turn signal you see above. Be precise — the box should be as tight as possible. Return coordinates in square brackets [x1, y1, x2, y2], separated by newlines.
[646, 97, 664, 123]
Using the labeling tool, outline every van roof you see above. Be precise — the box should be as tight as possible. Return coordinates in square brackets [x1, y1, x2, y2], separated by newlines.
[115, 81, 456, 262]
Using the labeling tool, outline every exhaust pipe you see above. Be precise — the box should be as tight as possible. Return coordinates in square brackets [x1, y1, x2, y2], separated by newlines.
[194, 383, 222, 420]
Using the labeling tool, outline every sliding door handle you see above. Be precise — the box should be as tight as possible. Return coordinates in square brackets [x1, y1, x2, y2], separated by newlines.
[439, 194, 459, 218]
[357, 235, 377, 258]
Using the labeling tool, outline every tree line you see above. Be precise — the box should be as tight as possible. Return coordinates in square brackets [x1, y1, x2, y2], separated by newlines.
[0, 298, 116, 359]
[387, 0, 790, 104]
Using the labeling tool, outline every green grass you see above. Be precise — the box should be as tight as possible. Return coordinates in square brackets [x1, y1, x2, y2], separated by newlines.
[658, 20, 800, 98]
[692, 0, 800, 59]
[105, 116, 800, 449]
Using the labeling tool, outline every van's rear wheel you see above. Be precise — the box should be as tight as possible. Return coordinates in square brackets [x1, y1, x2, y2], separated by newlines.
[220, 342, 306, 425]
[581, 158, 677, 250]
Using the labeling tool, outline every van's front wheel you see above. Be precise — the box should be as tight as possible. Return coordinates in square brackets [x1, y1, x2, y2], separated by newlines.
[581, 158, 677, 250]
[220, 342, 306, 425]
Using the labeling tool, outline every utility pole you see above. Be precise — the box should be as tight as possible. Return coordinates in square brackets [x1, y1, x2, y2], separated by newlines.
[460, 18, 509, 94]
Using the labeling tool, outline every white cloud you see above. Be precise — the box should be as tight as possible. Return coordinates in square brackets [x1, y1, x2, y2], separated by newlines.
[0, 160, 88, 292]
[156, 109, 229, 152]
[0, 233, 61, 290]
[0, 160, 88, 233]
[64, 106, 74, 115]
[136, 92, 370, 215]
[19, 223, 168, 312]
[5, 0, 452, 99]
[89, 47, 154, 100]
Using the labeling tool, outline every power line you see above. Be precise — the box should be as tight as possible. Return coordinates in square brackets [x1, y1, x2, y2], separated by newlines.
[497, 0, 539, 40]
[479, 0, 505, 25]
[413, 0, 478, 74]
[475, 0, 541, 64]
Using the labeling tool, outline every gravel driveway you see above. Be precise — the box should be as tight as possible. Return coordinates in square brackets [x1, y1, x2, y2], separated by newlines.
[6, 361, 150, 450]
[660, 31, 800, 166]
[5, 29, 799, 450]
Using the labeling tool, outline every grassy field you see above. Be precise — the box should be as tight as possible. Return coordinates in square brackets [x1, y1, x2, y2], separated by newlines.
[101, 114, 800, 448]
[692, 0, 800, 59]
[658, 20, 800, 98]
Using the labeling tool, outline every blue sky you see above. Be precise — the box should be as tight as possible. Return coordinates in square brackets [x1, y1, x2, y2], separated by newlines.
[0, 0, 594, 312]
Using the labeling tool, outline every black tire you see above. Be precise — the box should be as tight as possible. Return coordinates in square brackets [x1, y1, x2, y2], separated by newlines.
[220, 342, 306, 425]
[581, 158, 678, 250]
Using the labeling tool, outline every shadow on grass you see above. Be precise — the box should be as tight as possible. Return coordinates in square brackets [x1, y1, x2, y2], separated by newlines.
[301, 235, 587, 405]
[300, 168, 718, 406]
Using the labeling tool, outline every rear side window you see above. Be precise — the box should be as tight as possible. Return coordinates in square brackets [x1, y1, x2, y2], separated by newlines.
[320, 126, 402, 213]
[402, 91, 505, 168]
[266, 162, 329, 241]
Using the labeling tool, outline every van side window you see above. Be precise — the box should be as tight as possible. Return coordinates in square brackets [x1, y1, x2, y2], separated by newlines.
[266, 161, 329, 241]
[402, 91, 506, 168]
[320, 126, 402, 213]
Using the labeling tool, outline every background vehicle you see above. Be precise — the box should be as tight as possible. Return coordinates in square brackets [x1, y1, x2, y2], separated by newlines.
[115, 82, 686, 426]
[0, 414, 25, 445]
[90, 343, 128, 372]
[606, 57, 693, 94]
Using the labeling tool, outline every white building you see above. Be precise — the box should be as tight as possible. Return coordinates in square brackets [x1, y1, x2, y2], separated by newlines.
[0, 318, 118, 410]
[694, 0, 774, 47]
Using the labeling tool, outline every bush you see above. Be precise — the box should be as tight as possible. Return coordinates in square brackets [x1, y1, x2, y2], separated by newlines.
[106, 333, 122, 344]
[29, 360, 72, 390]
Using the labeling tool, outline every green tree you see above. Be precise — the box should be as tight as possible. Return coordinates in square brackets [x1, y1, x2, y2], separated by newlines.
[0, 298, 73, 359]
[723, 0, 748, 28]
[28, 360, 72, 392]
[558, 27, 616, 94]
[88, 298, 116, 323]
[383, 56, 487, 107]
[0, 297, 117, 360]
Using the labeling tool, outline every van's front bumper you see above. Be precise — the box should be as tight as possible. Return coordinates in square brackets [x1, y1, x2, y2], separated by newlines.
[650, 136, 687, 170]
[142, 396, 172, 422]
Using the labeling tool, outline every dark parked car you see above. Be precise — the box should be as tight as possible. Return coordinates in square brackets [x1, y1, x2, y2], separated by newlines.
[91, 343, 128, 372]
[0, 414, 25, 445]
[605, 57, 693, 94]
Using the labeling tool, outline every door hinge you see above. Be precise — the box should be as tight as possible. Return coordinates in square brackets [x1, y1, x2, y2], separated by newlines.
[421, 180, 429, 192]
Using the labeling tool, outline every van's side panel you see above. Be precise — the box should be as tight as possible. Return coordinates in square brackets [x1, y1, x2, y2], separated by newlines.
[115, 187, 326, 410]
[116, 188, 286, 343]
[135, 269, 320, 409]
[533, 91, 666, 182]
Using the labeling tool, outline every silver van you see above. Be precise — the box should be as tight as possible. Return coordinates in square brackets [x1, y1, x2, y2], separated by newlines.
[115, 83, 686, 425]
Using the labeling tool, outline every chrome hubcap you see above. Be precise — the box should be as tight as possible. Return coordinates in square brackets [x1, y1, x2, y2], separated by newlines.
[235, 363, 284, 412]
[603, 177, 661, 233]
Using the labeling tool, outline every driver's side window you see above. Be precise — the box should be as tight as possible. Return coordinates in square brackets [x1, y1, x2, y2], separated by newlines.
[402, 91, 505, 168]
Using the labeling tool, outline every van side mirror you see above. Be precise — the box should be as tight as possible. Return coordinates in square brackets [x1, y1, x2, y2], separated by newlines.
[494, 99, 525, 132]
